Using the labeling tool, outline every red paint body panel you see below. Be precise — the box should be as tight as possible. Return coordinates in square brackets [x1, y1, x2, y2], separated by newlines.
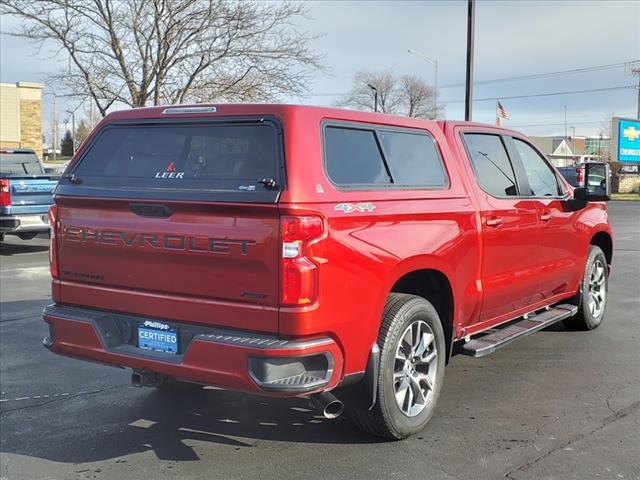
[55, 197, 280, 333]
[44, 314, 343, 396]
[46, 104, 613, 396]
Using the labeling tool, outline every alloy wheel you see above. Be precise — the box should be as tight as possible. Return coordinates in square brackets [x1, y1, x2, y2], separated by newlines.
[588, 258, 606, 319]
[393, 320, 438, 417]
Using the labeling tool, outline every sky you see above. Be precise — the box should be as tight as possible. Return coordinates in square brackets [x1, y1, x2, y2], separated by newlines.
[1, 0, 639, 141]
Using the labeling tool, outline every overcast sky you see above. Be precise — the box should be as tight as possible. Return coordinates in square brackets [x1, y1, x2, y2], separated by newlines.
[1, 0, 638, 140]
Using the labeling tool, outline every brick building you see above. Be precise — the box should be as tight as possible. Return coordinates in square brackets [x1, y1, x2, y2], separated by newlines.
[0, 82, 44, 159]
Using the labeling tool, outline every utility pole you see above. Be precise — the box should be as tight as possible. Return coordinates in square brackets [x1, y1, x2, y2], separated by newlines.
[636, 66, 640, 120]
[464, 0, 475, 121]
[625, 61, 640, 119]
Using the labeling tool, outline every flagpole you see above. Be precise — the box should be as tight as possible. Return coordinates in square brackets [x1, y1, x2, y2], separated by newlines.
[496, 99, 500, 126]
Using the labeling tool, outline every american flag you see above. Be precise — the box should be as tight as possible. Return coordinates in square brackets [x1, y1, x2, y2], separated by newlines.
[496, 101, 509, 119]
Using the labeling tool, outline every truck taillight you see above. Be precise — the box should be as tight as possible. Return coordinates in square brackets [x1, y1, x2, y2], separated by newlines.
[281, 215, 324, 306]
[0, 179, 10, 207]
[576, 166, 585, 186]
[49, 204, 59, 278]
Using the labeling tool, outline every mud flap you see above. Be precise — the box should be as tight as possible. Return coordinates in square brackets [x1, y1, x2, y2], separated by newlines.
[334, 343, 379, 411]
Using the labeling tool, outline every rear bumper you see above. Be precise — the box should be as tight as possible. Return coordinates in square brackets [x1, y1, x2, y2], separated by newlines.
[42, 304, 343, 396]
[0, 213, 50, 233]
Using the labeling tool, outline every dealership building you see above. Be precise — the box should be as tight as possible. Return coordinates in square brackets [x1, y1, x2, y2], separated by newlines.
[529, 118, 639, 193]
[0, 82, 44, 159]
[529, 135, 611, 167]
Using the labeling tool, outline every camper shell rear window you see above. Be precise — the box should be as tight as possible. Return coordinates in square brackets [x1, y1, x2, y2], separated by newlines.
[57, 118, 283, 203]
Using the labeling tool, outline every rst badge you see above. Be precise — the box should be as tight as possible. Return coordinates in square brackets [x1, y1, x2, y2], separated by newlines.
[334, 202, 376, 213]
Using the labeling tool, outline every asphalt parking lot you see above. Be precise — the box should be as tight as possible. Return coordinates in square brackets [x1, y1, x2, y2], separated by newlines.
[1, 201, 638, 480]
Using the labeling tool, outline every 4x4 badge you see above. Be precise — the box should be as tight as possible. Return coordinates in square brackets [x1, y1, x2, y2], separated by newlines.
[334, 202, 376, 213]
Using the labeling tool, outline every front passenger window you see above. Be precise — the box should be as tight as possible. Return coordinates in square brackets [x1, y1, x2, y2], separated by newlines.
[463, 133, 518, 197]
[513, 139, 561, 197]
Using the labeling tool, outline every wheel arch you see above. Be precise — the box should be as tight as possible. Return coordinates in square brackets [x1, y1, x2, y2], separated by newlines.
[339, 266, 455, 413]
[389, 268, 455, 364]
[590, 230, 613, 267]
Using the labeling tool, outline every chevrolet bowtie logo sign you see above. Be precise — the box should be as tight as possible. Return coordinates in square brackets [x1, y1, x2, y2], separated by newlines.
[623, 125, 640, 141]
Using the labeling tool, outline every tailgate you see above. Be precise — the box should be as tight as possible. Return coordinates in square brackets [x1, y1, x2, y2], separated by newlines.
[8, 177, 57, 213]
[54, 117, 283, 333]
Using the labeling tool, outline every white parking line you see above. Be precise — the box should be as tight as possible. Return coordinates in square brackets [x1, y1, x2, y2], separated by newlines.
[0, 390, 99, 403]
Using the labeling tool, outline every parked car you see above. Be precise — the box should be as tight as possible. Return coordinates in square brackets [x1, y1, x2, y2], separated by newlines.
[557, 165, 582, 187]
[42, 105, 613, 439]
[0, 149, 59, 241]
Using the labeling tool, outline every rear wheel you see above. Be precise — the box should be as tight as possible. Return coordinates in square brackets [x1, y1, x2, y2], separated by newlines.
[564, 245, 608, 331]
[350, 293, 445, 440]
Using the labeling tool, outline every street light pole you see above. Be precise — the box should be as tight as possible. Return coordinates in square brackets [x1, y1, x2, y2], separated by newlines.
[52, 95, 57, 162]
[407, 49, 438, 119]
[367, 84, 378, 113]
[598, 132, 603, 160]
[68, 110, 76, 155]
[570, 126, 576, 154]
[464, 0, 475, 121]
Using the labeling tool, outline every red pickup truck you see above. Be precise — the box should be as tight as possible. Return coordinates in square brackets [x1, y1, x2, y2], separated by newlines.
[43, 104, 613, 439]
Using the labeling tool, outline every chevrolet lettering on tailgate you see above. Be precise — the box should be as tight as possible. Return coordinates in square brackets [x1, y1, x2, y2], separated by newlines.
[63, 226, 256, 255]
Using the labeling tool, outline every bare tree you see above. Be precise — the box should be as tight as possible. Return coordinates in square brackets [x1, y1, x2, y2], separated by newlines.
[338, 71, 400, 114]
[399, 74, 442, 119]
[1, 0, 323, 116]
[338, 70, 442, 118]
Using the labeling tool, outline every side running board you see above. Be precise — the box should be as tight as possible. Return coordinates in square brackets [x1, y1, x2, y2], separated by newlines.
[461, 304, 578, 358]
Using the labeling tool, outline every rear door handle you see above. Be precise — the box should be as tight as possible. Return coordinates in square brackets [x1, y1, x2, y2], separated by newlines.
[486, 216, 503, 227]
[540, 212, 552, 222]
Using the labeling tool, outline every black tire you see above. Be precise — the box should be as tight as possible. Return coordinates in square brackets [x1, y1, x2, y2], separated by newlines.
[155, 377, 202, 392]
[564, 245, 608, 331]
[350, 293, 446, 440]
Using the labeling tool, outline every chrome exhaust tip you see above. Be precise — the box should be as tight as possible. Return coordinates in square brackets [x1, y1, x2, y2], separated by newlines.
[309, 391, 344, 419]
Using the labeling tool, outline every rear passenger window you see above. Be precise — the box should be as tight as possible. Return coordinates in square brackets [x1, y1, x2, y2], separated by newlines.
[463, 134, 518, 197]
[324, 127, 391, 185]
[324, 125, 447, 188]
[379, 130, 447, 186]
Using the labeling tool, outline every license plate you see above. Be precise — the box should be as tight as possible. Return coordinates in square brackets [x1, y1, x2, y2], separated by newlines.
[138, 322, 178, 354]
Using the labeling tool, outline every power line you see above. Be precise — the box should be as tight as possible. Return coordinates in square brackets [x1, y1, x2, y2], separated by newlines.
[509, 120, 612, 128]
[509, 113, 632, 124]
[307, 60, 639, 98]
[309, 60, 640, 97]
[439, 61, 636, 88]
[442, 85, 635, 104]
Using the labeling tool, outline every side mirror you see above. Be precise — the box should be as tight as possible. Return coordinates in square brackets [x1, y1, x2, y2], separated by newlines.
[576, 163, 611, 202]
